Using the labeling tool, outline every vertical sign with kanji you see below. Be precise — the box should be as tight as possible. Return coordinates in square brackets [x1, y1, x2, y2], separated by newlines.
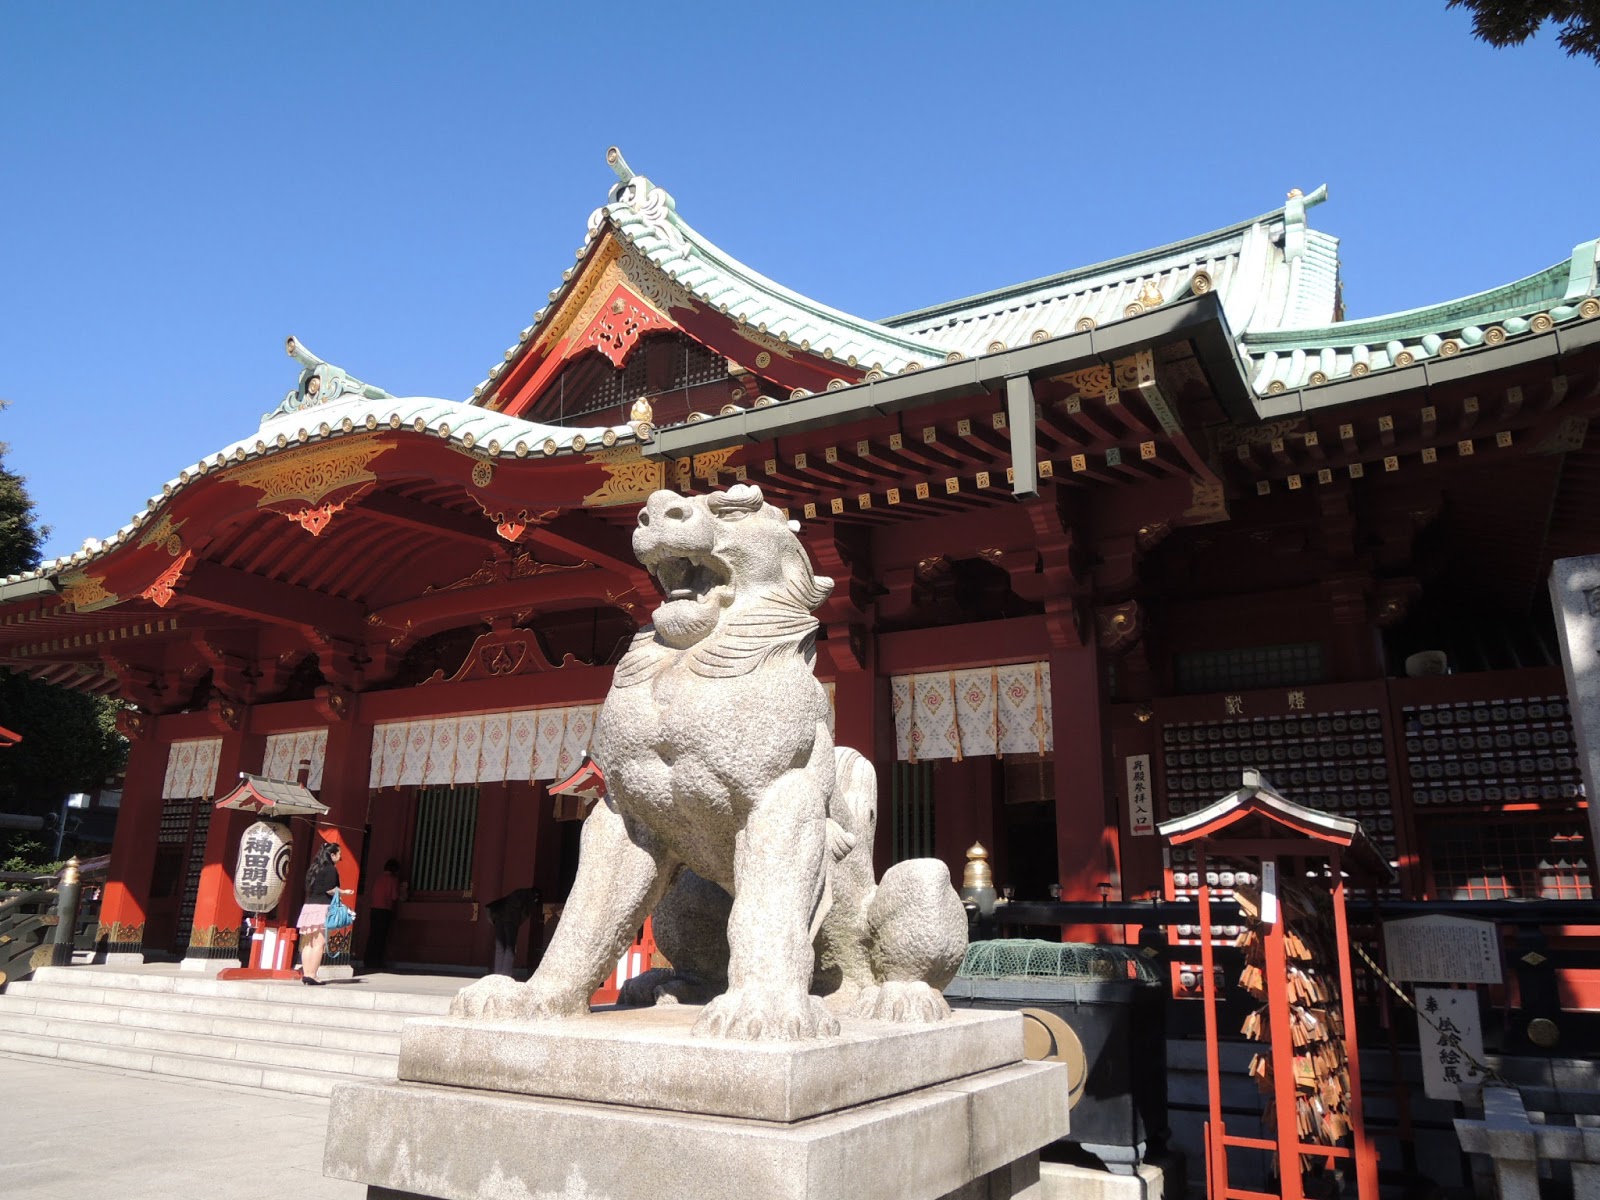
[1416, 987, 1487, 1099]
[1126, 754, 1154, 836]
[232, 819, 293, 913]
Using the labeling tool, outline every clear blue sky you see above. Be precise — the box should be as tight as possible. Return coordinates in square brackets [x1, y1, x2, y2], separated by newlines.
[3, 2, 1597, 561]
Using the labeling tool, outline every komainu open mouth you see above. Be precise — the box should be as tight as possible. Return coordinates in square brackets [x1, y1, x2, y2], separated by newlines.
[651, 555, 731, 604]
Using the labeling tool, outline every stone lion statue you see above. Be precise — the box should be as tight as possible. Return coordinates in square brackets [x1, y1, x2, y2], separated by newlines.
[450, 483, 968, 1040]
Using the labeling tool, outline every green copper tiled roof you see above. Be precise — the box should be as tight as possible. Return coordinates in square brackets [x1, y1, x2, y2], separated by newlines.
[601, 159, 947, 373]
[883, 187, 1340, 357]
[1242, 240, 1600, 397]
[1, 394, 638, 588]
[471, 149, 948, 398]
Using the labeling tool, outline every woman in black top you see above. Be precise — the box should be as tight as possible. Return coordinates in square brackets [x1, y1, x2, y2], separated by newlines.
[298, 841, 346, 985]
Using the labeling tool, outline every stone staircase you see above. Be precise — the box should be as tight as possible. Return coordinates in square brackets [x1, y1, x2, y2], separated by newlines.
[0, 966, 453, 1097]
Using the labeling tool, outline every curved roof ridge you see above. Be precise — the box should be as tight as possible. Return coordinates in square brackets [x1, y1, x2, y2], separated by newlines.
[603, 164, 946, 372]
[881, 186, 1328, 329]
[4, 394, 638, 587]
[1243, 246, 1589, 349]
[1242, 240, 1600, 396]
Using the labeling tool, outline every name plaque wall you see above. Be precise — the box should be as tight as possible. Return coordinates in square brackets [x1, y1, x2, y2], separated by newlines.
[1382, 915, 1502, 985]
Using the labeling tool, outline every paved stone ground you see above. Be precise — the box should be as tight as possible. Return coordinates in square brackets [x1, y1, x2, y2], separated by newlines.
[0, 1051, 361, 1199]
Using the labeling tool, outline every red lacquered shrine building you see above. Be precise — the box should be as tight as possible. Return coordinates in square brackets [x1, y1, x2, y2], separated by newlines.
[3, 151, 1599, 1008]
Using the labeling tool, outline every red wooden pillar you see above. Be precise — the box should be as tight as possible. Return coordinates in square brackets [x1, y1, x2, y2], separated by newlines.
[97, 727, 169, 962]
[1051, 641, 1112, 899]
[472, 781, 512, 966]
[319, 717, 373, 866]
[182, 723, 265, 969]
[319, 716, 376, 936]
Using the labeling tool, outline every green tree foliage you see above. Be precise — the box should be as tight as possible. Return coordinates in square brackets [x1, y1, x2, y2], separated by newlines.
[1448, 1, 1600, 62]
[0, 432, 45, 576]
[0, 421, 128, 820]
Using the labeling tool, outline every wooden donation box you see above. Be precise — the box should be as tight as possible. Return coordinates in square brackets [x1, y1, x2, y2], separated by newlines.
[1159, 768, 1394, 1200]
[213, 772, 330, 981]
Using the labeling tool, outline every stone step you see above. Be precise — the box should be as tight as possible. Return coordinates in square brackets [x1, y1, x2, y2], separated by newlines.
[5, 980, 422, 1031]
[0, 1008, 398, 1078]
[2, 966, 458, 1097]
[0, 1029, 354, 1098]
[26, 966, 452, 1016]
[0, 993, 401, 1054]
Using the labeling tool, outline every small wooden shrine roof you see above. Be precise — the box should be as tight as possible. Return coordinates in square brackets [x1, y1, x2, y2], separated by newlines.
[215, 772, 329, 818]
[1158, 768, 1397, 883]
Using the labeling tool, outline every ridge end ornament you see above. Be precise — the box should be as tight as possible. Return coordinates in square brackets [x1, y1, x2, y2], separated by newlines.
[268, 336, 394, 422]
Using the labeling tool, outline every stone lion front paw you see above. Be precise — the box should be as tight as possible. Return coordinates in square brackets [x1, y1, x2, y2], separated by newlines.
[693, 987, 840, 1041]
[852, 980, 951, 1024]
[617, 968, 723, 1008]
[448, 975, 589, 1022]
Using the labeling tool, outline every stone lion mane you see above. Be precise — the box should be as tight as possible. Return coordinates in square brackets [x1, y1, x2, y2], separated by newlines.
[450, 484, 967, 1040]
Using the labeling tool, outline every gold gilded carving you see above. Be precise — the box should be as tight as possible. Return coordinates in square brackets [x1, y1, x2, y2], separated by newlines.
[227, 440, 392, 507]
[532, 238, 699, 362]
[1184, 478, 1229, 525]
[1053, 363, 1112, 396]
[617, 249, 697, 316]
[426, 551, 594, 594]
[59, 572, 119, 612]
[187, 924, 240, 950]
[533, 239, 624, 356]
[583, 446, 666, 507]
[734, 325, 797, 361]
[692, 447, 738, 481]
[99, 921, 145, 946]
[138, 511, 188, 553]
[1212, 418, 1306, 451]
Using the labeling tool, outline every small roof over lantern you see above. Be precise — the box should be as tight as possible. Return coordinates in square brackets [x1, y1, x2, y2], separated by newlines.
[214, 772, 330, 818]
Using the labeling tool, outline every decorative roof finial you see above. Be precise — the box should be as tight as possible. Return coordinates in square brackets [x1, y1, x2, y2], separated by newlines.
[1287, 187, 1303, 199]
[267, 336, 394, 424]
[607, 146, 634, 184]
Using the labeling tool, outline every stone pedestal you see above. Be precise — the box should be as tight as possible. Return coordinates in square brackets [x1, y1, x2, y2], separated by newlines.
[1456, 1087, 1600, 1200]
[324, 1006, 1068, 1200]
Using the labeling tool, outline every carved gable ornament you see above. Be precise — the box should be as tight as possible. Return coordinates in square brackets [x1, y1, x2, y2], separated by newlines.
[225, 439, 394, 536]
[59, 571, 120, 613]
[583, 446, 666, 508]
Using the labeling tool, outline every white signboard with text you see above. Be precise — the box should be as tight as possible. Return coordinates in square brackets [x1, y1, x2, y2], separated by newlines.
[1127, 754, 1154, 836]
[1383, 915, 1502, 985]
[1416, 988, 1487, 1100]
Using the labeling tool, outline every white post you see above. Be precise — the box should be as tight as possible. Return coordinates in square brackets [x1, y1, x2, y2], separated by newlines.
[1549, 556, 1600, 860]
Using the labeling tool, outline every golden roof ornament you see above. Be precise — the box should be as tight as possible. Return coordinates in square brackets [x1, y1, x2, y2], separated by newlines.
[1137, 279, 1165, 308]
[629, 396, 654, 425]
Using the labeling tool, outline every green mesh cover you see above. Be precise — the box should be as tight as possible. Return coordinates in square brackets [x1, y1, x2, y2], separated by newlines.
[957, 939, 1160, 984]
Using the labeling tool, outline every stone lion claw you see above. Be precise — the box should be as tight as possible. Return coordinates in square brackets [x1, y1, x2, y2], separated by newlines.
[693, 988, 840, 1042]
[851, 981, 952, 1024]
[449, 975, 588, 1023]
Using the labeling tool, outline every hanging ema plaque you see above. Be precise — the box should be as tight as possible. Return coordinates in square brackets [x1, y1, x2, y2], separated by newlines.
[233, 820, 294, 913]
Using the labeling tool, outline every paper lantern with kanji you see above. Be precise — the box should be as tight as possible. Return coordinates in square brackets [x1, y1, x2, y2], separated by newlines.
[233, 820, 293, 913]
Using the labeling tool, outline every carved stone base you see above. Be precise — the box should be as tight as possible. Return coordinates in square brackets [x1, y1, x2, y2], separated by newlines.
[325, 1006, 1067, 1200]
